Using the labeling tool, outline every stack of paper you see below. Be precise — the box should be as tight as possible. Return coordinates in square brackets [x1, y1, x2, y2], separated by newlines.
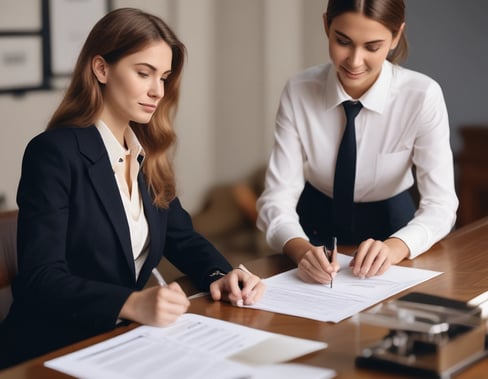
[45, 313, 335, 379]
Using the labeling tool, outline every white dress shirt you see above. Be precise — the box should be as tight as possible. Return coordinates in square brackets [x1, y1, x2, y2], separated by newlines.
[257, 61, 458, 258]
[96, 120, 149, 278]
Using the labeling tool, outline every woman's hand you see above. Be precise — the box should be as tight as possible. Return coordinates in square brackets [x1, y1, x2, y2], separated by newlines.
[284, 238, 340, 284]
[297, 245, 340, 284]
[119, 282, 190, 326]
[349, 237, 410, 278]
[209, 266, 265, 307]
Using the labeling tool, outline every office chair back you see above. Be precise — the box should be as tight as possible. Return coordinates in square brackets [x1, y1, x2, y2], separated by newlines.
[0, 210, 18, 321]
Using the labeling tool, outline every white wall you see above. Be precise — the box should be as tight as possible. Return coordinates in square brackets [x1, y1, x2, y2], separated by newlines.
[0, 91, 63, 210]
[0, 0, 328, 212]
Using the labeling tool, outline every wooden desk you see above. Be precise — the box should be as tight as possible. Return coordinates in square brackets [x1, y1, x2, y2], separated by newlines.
[2, 218, 488, 379]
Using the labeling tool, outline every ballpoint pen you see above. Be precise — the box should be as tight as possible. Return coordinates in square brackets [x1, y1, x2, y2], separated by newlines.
[323, 237, 337, 288]
[153, 267, 202, 300]
[238, 264, 251, 274]
[152, 267, 167, 287]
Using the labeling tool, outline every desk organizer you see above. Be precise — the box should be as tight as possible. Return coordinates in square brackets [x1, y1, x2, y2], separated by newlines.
[355, 292, 487, 378]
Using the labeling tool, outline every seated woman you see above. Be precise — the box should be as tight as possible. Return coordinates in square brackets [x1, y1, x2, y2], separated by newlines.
[0, 8, 264, 369]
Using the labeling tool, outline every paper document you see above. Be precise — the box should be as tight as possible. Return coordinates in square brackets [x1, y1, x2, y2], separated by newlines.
[246, 253, 442, 323]
[45, 313, 331, 379]
[250, 363, 336, 378]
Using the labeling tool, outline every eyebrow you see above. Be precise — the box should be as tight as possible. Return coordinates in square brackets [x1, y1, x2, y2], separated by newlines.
[135, 62, 172, 76]
[334, 30, 385, 45]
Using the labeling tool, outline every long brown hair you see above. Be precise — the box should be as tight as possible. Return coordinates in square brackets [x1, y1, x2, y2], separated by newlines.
[47, 8, 186, 208]
[326, 0, 408, 64]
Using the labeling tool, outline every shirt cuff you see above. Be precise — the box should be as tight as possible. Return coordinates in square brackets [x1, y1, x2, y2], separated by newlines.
[203, 268, 228, 289]
[268, 222, 310, 252]
[390, 223, 431, 259]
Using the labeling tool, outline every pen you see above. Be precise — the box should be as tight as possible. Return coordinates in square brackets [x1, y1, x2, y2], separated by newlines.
[323, 237, 337, 288]
[152, 267, 167, 287]
[238, 264, 251, 274]
[331, 237, 337, 288]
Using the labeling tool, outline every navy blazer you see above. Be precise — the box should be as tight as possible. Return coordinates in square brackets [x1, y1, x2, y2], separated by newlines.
[0, 126, 232, 367]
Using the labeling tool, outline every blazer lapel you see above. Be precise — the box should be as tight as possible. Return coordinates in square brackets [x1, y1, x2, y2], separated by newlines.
[75, 127, 136, 279]
[137, 169, 165, 287]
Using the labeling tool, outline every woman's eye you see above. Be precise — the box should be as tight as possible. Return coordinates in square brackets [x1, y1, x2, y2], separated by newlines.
[366, 44, 381, 52]
[336, 38, 349, 46]
[138, 72, 149, 78]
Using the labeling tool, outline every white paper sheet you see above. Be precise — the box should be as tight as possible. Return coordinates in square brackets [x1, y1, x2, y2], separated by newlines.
[246, 253, 442, 323]
[251, 363, 336, 378]
[44, 313, 331, 379]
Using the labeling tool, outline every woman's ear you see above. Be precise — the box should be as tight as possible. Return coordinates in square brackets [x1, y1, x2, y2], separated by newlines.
[92, 55, 108, 84]
[323, 12, 330, 38]
[391, 22, 406, 49]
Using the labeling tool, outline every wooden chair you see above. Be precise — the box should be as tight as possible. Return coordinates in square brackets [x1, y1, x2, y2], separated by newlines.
[0, 210, 18, 321]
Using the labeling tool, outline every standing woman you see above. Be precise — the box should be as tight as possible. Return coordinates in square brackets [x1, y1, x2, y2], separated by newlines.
[257, 0, 458, 283]
[0, 7, 264, 368]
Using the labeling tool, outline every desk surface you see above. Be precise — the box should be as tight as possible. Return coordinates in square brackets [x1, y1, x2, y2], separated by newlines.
[2, 217, 488, 379]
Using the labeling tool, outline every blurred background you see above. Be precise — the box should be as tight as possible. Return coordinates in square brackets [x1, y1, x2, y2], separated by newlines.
[0, 0, 487, 272]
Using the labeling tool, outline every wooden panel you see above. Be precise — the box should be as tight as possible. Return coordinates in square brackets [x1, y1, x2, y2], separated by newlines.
[457, 126, 488, 226]
[0, 210, 17, 289]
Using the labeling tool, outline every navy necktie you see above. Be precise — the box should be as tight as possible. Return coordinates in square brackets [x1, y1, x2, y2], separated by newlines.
[333, 100, 363, 231]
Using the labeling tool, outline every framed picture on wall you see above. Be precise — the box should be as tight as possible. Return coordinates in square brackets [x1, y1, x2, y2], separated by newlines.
[0, 0, 111, 94]
[0, 35, 44, 92]
[47, 0, 110, 77]
[0, 0, 47, 94]
[0, 0, 42, 32]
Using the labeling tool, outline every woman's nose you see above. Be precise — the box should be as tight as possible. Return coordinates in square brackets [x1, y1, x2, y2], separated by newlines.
[149, 79, 164, 99]
[348, 48, 363, 68]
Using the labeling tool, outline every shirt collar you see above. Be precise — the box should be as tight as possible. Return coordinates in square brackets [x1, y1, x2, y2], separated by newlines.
[360, 60, 392, 114]
[325, 65, 351, 110]
[325, 60, 393, 114]
[95, 120, 145, 170]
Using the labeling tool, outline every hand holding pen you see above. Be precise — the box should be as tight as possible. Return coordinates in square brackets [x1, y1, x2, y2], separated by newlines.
[118, 268, 189, 327]
[294, 237, 340, 284]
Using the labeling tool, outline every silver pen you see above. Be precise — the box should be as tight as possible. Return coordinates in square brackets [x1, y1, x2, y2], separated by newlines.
[323, 237, 337, 288]
[152, 267, 167, 286]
